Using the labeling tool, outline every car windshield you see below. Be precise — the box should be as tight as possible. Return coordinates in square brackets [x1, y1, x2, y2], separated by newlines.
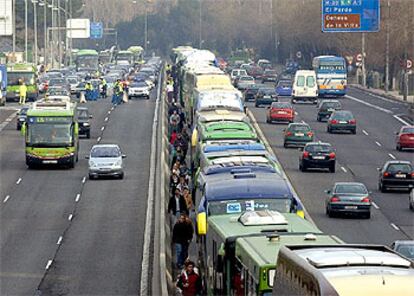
[77, 109, 89, 119]
[49, 78, 66, 85]
[290, 124, 310, 132]
[306, 144, 332, 153]
[322, 102, 341, 109]
[207, 198, 292, 216]
[401, 127, 414, 134]
[265, 70, 277, 75]
[131, 82, 147, 87]
[67, 78, 78, 84]
[261, 89, 275, 95]
[332, 111, 353, 120]
[240, 76, 254, 81]
[387, 164, 412, 173]
[396, 244, 414, 259]
[335, 184, 368, 194]
[271, 102, 292, 109]
[91, 147, 121, 158]
[277, 81, 292, 88]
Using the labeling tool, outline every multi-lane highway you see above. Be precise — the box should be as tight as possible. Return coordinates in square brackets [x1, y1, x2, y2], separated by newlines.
[249, 86, 413, 245]
[0, 89, 157, 295]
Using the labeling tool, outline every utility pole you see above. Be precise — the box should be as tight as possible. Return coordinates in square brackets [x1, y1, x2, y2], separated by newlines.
[57, 0, 61, 68]
[361, 33, 366, 87]
[144, 1, 148, 51]
[12, 0, 15, 57]
[385, 0, 390, 92]
[33, 0, 39, 65]
[42, 0, 47, 65]
[25, 0, 28, 62]
[69, 0, 73, 65]
[51, 0, 55, 68]
[199, 0, 202, 48]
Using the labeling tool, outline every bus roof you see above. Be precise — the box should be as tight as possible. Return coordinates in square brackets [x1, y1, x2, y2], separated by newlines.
[196, 75, 232, 88]
[203, 142, 266, 154]
[208, 211, 322, 243]
[200, 121, 256, 141]
[7, 63, 35, 72]
[76, 49, 98, 56]
[197, 109, 249, 124]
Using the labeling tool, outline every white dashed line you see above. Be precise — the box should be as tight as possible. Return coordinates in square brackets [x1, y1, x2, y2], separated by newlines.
[68, 214, 73, 221]
[107, 110, 111, 114]
[390, 223, 400, 231]
[301, 120, 306, 124]
[104, 117, 108, 122]
[82, 176, 86, 184]
[45, 260, 53, 270]
[393, 114, 411, 126]
[97, 136, 101, 142]
[56, 236, 63, 245]
[3, 195, 10, 203]
[375, 141, 382, 147]
[346, 95, 393, 114]
[75, 194, 81, 202]
[16, 178, 22, 184]
[101, 126, 105, 131]
[0, 111, 18, 132]
[295, 112, 298, 115]
[362, 130, 369, 136]
[371, 201, 379, 209]
[111, 106, 115, 111]
[388, 153, 396, 160]
[341, 166, 347, 173]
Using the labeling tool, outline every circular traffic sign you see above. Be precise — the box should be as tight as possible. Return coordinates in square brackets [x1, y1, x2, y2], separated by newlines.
[356, 53, 363, 62]
[296, 51, 302, 59]
[407, 59, 413, 69]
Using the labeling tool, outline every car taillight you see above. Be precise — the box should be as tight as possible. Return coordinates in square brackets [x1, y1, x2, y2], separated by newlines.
[330, 119, 338, 124]
[361, 197, 371, 203]
[329, 152, 336, 159]
[349, 119, 356, 124]
[411, 172, 414, 177]
[286, 131, 292, 136]
[330, 196, 340, 202]
[303, 151, 309, 158]
[383, 172, 390, 177]
[307, 132, 313, 137]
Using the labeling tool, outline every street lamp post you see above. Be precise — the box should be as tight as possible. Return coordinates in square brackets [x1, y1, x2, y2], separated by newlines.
[144, 2, 148, 51]
[39, 0, 47, 65]
[385, 0, 390, 92]
[33, 0, 39, 65]
[57, 0, 62, 68]
[25, 0, 28, 62]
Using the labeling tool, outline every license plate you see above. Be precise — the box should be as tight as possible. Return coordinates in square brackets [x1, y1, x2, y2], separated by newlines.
[295, 133, 304, 136]
[339, 121, 347, 124]
[327, 108, 335, 112]
[313, 156, 325, 160]
[264, 95, 271, 99]
[410, 137, 414, 140]
[43, 160, 57, 164]
[344, 206, 358, 210]
[395, 174, 406, 178]
[278, 111, 287, 114]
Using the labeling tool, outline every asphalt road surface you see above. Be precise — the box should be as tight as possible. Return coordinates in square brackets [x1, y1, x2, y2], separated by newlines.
[0, 90, 157, 295]
[249, 86, 413, 245]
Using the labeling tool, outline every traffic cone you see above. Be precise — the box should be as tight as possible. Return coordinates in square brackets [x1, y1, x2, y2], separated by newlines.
[80, 91, 86, 103]
[123, 91, 128, 103]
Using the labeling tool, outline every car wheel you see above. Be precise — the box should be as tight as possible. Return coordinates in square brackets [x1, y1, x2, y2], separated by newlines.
[327, 126, 331, 133]
[88, 173, 95, 180]
[329, 164, 335, 173]
[119, 172, 124, 179]
[86, 131, 91, 139]
[363, 212, 371, 219]
[410, 202, 414, 211]
[380, 182, 387, 193]
[326, 207, 334, 218]
[146, 95, 150, 100]
[396, 144, 402, 151]
[351, 128, 356, 134]
[283, 141, 288, 148]
[317, 116, 321, 122]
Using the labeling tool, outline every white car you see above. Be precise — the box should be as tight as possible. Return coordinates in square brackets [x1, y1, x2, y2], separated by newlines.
[292, 70, 318, 104]
[87, 144, 126, 179]
[128, 81, 150, 99]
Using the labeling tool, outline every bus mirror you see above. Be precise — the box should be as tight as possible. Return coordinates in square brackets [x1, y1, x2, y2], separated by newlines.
[191, 129, 198, 147]
[197, 212, 207, 235]
[74, 123, 79, 135]
[21, 123, 26, 136]
[296, 210, 305, 219]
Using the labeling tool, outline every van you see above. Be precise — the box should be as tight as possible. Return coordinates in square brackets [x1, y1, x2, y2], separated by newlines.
[292, 70, 318, 104]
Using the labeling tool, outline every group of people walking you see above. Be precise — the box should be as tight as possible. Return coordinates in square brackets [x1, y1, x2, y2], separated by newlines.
[165, 68, 202, 296]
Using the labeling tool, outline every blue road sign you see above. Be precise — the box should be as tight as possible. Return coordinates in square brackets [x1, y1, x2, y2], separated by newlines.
[90, 22, 103, 39]
[322, 0, 380, 32]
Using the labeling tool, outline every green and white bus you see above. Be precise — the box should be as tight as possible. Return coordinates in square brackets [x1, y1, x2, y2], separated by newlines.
[75, 49, 99, 72]
[6, 63, 38, 102]
[22, 100, 79, 168]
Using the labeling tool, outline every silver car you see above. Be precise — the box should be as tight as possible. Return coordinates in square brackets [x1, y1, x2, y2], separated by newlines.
[87, 144, 126, 179]
[128, 81, 150, 99]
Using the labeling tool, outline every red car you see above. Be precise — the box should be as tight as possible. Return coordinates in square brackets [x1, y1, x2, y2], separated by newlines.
[396, 125, 414, 151]
[266, 102, 295, 123]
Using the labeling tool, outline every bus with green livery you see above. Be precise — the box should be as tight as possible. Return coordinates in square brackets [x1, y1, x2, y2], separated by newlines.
[127, 46, 144, 65]
[6, 63, 38, 102]
[75, 49, 99, 72]
[116, 50, 134, 65]
[22, 100, 79, 168]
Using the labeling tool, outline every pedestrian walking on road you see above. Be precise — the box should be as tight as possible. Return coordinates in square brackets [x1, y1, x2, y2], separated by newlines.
[19, 81, 27, 105]
[172, 213, 194, 269]
[176, 260, 202, 296]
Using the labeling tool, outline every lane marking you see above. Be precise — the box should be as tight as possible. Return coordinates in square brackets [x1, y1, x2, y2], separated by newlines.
[366, 91, 406, 105]
[0, 111, 18, 132]
[295, 111, 298, 115]
[101, 126, 105, 131]
[111, 106, 115, 111]
[16, 178, 22, 184]
[107, 110, 111, 114]
[45, 260, 53, 270]
[341, 166, 347, 173]
[82, 177, 86, 184]
[56, 236, 63, 245]
[75, 194, 81, 202]
[362, 130, 369, 136]
[375, 141, 382, 147]
[393, 114, 411, 126]
[104, 117, 108, 122]
[3, 195, 10, 203]
[388, 153, 396, 160]
[301, 120, 306, 124]
[345, 95, 393, 114]
[97, 136, 101, 142]
[371, 201, 379, 209]
[390, 223, 400, 231]
[68, 214, 73, 221]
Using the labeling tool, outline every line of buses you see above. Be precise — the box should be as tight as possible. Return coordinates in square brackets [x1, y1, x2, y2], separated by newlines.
[170, 46, 413, 296]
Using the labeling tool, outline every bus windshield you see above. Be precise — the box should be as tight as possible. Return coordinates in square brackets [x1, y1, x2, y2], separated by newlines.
[207, 198, 292, 215]
[8, 72, 35, 85]
[76, 56, 98, 69]
[28, 123, 73, 147]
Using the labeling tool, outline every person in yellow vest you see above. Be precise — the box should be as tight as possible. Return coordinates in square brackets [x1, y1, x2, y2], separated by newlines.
[19, 81, 27, 105]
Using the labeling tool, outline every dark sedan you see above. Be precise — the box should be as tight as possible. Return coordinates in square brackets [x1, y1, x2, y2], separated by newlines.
[255, 88, 278, 107]
[244, 84, 266, 102]
[327, 110, 356, 134]
[325, 182, 371, 219]
[378, 161, 414, 192]
[299, 142, 336, 172]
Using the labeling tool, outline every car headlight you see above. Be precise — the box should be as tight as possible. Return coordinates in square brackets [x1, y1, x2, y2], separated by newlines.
[113, 160, 122, 167]
[83, 122, 90, 126]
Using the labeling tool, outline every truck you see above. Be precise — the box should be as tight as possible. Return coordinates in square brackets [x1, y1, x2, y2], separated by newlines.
[22, 100, 79, 168]
[6, 63, 39, 102]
